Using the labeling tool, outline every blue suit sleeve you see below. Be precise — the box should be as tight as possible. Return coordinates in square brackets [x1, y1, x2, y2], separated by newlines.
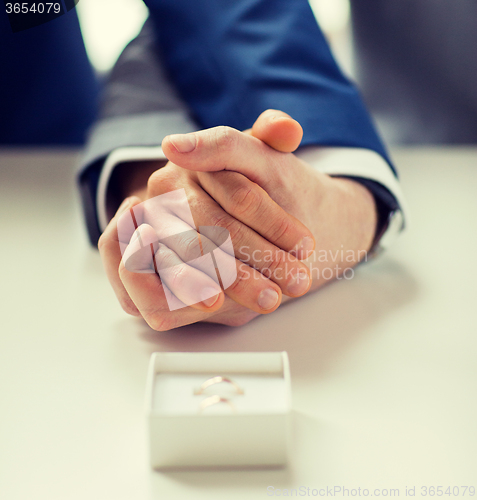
[0, 9, 98, 145]
[144, 0, 395, 174]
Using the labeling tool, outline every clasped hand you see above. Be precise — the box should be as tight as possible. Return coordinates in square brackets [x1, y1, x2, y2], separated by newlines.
[99, 110, 377, 330]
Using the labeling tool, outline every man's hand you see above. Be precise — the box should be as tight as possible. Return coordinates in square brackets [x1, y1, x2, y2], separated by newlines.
[162, 110, 378, 294]
[98, 111, 318, 330]
[99, 110, 377, 330]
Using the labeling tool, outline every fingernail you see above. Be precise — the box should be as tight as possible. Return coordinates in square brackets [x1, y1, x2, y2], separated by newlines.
[258, 288, 279, 310]
[200, 287, 220, 308]
[287, 271, 310, 296]
[290, 236, 314, 259]
[116, 197, 131, 215]
[168, 133, 197, 153]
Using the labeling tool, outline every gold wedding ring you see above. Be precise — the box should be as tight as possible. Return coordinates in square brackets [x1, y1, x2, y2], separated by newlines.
[194, 375, 244, 396]
[198, 395, 236, 413]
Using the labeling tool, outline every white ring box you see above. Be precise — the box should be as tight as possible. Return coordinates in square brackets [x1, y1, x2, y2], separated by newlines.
[145, 351, 291, 469]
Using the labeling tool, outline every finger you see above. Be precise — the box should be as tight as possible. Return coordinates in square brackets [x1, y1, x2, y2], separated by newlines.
[204, 298, 260, 327]
[181, 187, 312, 297]
[184, 227, 284, 313]
[198, 170, 315, 259]
[156, 171, 314, 259]
[147, 208, 290, 310]
[251, 109, 303, 153]
[118, 264, 217, 331]
[142, 189, 300, 307]
[154, 242, 223, 312]
[162, 126, 282, 190]
[222, 259, 283, 314]
[121, 222, 159, 274]
[119, 227, 282, 324]
[145, 176, 313, 291]
[123, 224, 224, 312]
[98, 196, 143, 316]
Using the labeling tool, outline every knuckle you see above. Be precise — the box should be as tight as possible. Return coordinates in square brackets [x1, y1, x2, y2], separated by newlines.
[223, 311, 257, 327]
[166, 264, 189, 293]
[140, 295, 177, 331]
[214, 126, 237, 154]
[225, 264, 249, 296]
[177, 233, 202, 262]
[265, 155, 288, 189]
[228, 183, 261, 217]
[270, 214, 293, 243]
[97, 232, 108, 252]
[260, 250, 288, 279]
[147, 168, 176, 195]
[119, 298, 139, 316]
[210, 212, 245, 244]
[227, 317, 248, 327]
[154, 244, 173, 269]
[147, 169, 164, 191]
[147, 314, 176, 332]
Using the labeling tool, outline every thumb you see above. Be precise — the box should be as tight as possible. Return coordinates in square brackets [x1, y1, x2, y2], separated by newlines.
[249, 109, 303, 153]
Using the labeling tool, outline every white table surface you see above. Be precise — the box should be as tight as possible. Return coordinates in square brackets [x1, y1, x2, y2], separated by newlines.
[0, 148, 476, 499]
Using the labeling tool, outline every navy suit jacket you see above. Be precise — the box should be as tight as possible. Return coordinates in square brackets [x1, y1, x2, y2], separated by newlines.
[1, 0, 398, 243]
[0, 9, 98, 145]
[144, 0, 393, 169]
[81, 0, 398, 243]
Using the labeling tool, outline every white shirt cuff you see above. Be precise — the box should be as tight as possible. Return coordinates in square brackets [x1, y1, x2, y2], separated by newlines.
[97, 146, 167, 231]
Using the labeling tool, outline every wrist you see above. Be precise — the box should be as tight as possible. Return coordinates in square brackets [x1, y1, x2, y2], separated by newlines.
[300, 174, 378, 292]
[330, 177, 378, 254]
[107, 160, 166, 216]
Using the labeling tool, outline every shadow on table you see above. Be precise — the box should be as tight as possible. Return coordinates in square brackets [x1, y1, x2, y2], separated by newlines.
[136, 256, 418, 381]
[124, 256, 418, 494]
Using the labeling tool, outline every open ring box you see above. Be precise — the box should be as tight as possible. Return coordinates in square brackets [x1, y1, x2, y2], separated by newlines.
[145, 351, 291, 469]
